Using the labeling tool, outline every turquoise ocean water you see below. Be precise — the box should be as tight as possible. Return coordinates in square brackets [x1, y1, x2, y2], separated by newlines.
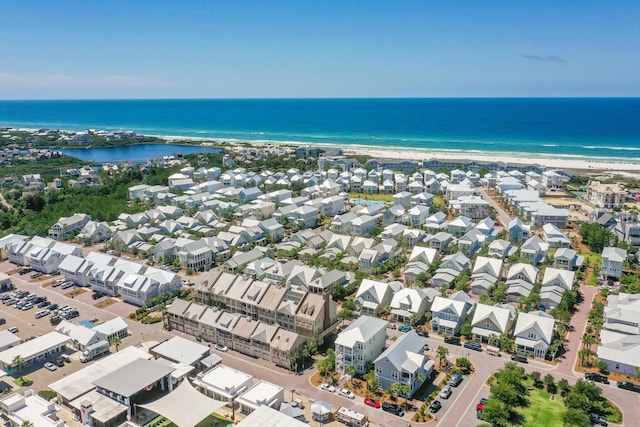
[0, 98, 639, 161]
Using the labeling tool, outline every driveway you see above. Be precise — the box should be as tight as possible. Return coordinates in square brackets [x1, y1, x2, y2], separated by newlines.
[476, 187, 512, 227]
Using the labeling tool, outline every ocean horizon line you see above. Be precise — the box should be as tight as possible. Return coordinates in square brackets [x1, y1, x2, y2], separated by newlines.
[2, 96, 640, 102]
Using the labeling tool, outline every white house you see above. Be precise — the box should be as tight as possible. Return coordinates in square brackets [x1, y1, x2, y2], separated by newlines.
[471, 303, 515, 343]
[603, 293, 640, 335]
[335, 316, 387, 374]
[513, 310, 555, 359]
[390, 287, 436, 324]
[430, 291, 475, 336]
[354, 279, 399, 316]
[470, 256, 503, 295]
[596, 330, 640, 376]
[601, 247, 626, 280]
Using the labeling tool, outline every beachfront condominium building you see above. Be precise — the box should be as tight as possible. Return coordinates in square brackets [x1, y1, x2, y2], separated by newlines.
[587, 181, 626, 209]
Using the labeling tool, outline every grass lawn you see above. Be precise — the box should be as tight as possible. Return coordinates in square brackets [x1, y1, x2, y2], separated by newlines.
[520, 389, 565, 427]
[349, 192, 393, 202]
[194, 413, 232, 427]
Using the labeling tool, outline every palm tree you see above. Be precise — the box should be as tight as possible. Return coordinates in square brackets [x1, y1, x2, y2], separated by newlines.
[346, 364, 357, 384]
[436, 345, 449, 370]
[582, 334, 596, 351]
[389, 382, 412, 409]
[110, 336, 122, 352]
[12, 355, 25, 379]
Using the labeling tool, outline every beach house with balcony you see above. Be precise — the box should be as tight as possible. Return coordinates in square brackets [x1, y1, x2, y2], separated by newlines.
[373, 331, 434, 397]
[335, 316, 387, 374]
[513, 310, 555, 359]
[430, 291, 475, 336]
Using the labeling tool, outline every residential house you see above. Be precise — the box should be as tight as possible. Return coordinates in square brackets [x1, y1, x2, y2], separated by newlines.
[354, 279, 399, 316]
[334, 316, 387, 374]
[603, 293, 640, 335]
[488, 239, 516, 259]
[430, 291, 475, 336]
[471, 303, 515, 343]
[404, 246, 439, 283]
[470, 256, 503, 296]
[508, 218, 530, 244]
[390, 287, 436, 324]
[350, 215, 377, 236]
[506, 263, 538, 302]
[427, 232, 454, 253]
[539, 268, 574, 310]
[601, 247, 626, 280]
[75, 221, 112, 244]
[543, 223, 571, 248]
[514, 311, 555, 359]
[431, 252, 470, 289]
[520, 235, 549, 265]
[373, 331, 434, 397]
[447, 216, 474, 237]
[596, 330, 640, 376]
[408, 205, 430, 227]
[553, 248, 584, 271]
[331, 212, 358, 234]
[48, 213, 91, 240]
[586, 181, 626, 209]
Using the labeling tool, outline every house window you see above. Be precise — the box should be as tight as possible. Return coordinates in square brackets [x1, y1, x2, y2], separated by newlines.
[376, 366, 382, 374]
[484, 322, 492, 329]
[392, 371, 398, 379]
[528, 332, 537, 339]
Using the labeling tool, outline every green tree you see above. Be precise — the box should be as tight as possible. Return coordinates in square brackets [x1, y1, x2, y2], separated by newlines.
[346, 364, 357, 384]
[21, 421, 34, 427]
[579, 223, 614, 253]
[557, 378, 571, 396]
[316, 358, 332, 378]
[363, 370, 381, 393]
[436, 345, 449, 369]
[388, 382, 412, 408]
[543, 374, 556, 393]
[110, 336, 122, 352]
[455, 357, 472, 373]
[582, 334, 597, 350]
[481, 399, 511, 427]
[491, 382, 521, 407]
[12, 355, 25, 379]
[563, 408, 591, 426]
[530, 371, 542, 388]
[342, 299, 357, 311]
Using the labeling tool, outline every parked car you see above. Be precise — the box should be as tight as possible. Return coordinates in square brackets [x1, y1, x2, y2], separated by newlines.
[0, 318, 5, 325]
[63, 310, 79, 320]
[338, 388, 355, 399]
[463, 341, 482, 351]
[428, 400, 442, 413]
[440, 385, 452, 399]
[590, 413, 608, 426]
[8, 326, 18, 333]
[44, 362, 57, 371]
[49, 316, 62, 326]
[449, 373, 463, 387]
[54, 356, 65, 367]
[416, 329, 429, 337]
[444, 336, 461, 345]
[48, 303, 59, 311]
[617, 381, 640, 392]
[52, 280, 64, 287]
[38, 300, 50, 308]
[92, 292, 104, 300]
[61, 282, 74, 289]
[585, 372, 609, 384]
[30, 272, 43, 279]
[364, 398, 381, 408]
[386, 323, 397, 330]
[320, 383, 336, 393]
[398, 325, 412, 332]
[381, 402, 404, 417]
[21, 302, 34, 311]
[214, 343, 228, 352]
[511, 354, 528, 363]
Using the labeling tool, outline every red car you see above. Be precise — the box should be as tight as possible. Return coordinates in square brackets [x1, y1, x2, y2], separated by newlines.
[364, 398, 381, 408]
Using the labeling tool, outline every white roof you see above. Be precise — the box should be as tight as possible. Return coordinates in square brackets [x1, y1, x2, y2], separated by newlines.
[335, 315, 387, 347]
[408, 246, 438, 264]
[471, 303, 512, 334]
[390, 288, 429, 313]
[49, 346, 152, 401]
[430, 295, 467, 317]
[197, 365, 253, 397]
[541, 268, 574, 290]
[140, 378, 226, 427]
[472, 256, 503, 278]
[236, 380, 283, 410]
[0, 332, 70, 365]
[237, 404, 308, 427]
[602, 246, 627, 262]
[597, 330, 640, 368]
[151, 336, 209, 366]
[92, 317, 129, 337]
[514, 311, 555, 345]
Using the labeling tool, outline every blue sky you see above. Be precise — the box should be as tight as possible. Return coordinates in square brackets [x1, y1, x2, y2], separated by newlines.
[1, 1, 638, 99]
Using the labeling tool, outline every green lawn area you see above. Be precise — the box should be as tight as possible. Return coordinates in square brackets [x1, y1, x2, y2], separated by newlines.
[520, 389, 565, 427]
[194, 412, 232, 427]
[349, 192, 393, 202]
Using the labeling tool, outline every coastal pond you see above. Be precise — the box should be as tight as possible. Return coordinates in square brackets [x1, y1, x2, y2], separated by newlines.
[60, 144, 222, 164]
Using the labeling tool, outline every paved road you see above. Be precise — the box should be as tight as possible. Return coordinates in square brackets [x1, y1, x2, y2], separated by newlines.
[476, 187, 511, 228]
[5, 266, 637, 427]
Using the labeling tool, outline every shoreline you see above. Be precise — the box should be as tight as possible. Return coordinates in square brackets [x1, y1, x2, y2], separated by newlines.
[6, 125, 640, 173]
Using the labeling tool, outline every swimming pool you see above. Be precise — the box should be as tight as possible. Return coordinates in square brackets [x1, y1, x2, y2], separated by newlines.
[353, 198, 385, 206]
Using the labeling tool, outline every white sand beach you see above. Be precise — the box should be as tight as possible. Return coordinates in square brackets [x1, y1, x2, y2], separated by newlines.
[342, 147, 640, 172]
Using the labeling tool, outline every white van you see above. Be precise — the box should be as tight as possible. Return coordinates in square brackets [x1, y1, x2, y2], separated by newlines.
[35, 309, 50, 319]
[486, 345, 501, 356]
